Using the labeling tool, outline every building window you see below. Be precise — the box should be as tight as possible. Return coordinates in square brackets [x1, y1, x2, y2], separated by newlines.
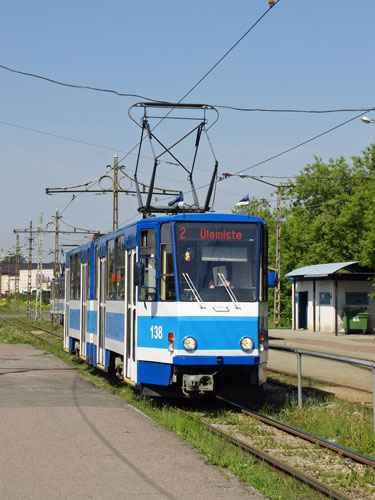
[345, 292, 369, 306]
[319, 292, 331, 305]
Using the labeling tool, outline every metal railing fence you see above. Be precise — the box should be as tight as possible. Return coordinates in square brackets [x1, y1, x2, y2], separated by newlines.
[269, 345, 375, 433]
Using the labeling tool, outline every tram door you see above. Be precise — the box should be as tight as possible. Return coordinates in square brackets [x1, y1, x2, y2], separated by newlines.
[97, 257, 106, 368]
[80, 263, 88, 360]
[124, 248, 137, 382]
[64, 268, 70, 351]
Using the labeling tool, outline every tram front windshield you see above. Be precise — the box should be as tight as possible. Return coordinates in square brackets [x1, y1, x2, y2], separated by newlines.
[175, 222, 259, 302]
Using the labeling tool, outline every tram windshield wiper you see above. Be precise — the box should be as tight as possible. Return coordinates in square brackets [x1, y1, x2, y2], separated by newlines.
[217, 273, 241, 309]
[182, 273, 206, 308]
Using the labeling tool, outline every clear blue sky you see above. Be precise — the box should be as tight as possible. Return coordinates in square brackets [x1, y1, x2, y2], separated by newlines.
[1, 0, 375, 258]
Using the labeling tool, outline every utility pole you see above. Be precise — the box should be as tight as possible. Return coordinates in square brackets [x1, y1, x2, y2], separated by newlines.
[46, 154, 181, 228]
[7, 253, 10, 294]
[35, 213, 43, 320]
[27, 221, 33, 318]
[221, 173, 293, 328]
[16, 218, 101, 317]
[274, 186, 282, 329]
[15, 235, 20, 311]
[53, 208, 60, 321]
[113, 153, 119, 230]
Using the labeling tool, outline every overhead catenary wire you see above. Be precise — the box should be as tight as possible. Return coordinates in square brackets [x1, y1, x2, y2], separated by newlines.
[1, 70, 372, 116]
[117, 1, 282, 165]
[158, 107, 375, 205]
[230, 107, 375, 177]
[5, 0, 373, 226]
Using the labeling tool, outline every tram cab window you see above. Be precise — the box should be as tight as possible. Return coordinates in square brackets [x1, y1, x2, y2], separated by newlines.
[160, 223, 176, 301]
[139, 229, 157, 301]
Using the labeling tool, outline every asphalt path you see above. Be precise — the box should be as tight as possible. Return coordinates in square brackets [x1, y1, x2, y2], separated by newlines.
[0, 343, 265, 500]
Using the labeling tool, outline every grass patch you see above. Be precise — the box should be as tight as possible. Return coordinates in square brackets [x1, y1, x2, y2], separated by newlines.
[263, 374, 375, 458]
[0, 297, 49, 315]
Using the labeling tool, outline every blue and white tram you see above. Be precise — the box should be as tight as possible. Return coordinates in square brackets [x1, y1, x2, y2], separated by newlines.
[64, 213, 271, 397]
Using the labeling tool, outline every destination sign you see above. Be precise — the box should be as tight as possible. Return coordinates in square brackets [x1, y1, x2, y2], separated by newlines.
[175, 223, 257, 242]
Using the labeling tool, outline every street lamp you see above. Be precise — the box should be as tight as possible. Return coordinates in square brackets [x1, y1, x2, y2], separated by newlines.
[361, 116, 375, 124]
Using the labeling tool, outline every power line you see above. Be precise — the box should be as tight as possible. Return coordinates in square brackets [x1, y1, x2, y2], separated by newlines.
[0, 64, 164, 102]
[117, 2, 281, 165]
[230, 107, 375, 177]
[0, 120, 181, 167]
[213, 105, 374, 114]
[2, 66, 372, 115]
[3, 2, 281, 122]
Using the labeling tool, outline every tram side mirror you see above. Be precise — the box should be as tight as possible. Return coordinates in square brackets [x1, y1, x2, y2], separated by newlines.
[268, 271, 278, 288]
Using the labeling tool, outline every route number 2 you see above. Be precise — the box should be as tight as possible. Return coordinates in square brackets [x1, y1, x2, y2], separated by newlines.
[150, 325, 163, 339]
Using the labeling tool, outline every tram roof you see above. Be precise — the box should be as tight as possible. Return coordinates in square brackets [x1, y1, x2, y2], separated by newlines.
[138, 212, 266, 225]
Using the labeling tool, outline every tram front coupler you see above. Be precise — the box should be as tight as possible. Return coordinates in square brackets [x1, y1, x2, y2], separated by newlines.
[182, 373, 214, 396]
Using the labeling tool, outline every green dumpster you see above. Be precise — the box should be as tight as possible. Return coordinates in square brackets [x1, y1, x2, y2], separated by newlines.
[343, 311, 369, 333]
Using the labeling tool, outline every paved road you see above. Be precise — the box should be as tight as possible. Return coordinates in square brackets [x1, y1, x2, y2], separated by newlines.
[0, 343, 265, 500]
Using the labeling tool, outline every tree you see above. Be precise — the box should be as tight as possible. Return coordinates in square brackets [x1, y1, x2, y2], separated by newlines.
[282, 144, 375, 271]
[1, 252, 26, 264]
[231, 143, 375, 324]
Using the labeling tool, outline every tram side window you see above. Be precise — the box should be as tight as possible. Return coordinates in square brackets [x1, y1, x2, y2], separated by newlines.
[87, 250, 91, 300]
[116, 235, 125, 300]
[160, 223, 176, 301]
[70, 253, 81, 300]
[94, 246, 98, 300]
[107, 239, 115, 300]
[139, 229, 157, 301]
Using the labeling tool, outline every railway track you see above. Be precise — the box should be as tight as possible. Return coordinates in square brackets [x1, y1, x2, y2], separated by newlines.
[176, 396, 375, 500]
[217, 396, 375, 468]
[0, 316, 63, 346]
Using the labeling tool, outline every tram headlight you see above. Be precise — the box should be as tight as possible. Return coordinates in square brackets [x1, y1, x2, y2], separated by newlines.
[183, 336, 197, 351]
[240, 337, 254, 351]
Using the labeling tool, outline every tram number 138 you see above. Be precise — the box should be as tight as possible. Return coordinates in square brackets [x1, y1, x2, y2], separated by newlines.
[150, 325, 163, 340]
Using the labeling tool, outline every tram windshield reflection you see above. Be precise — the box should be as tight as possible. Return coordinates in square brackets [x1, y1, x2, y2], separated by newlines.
[175, 222, 259, 302]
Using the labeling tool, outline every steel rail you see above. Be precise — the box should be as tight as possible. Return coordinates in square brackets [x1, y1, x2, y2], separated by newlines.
[14, 317, 63, 338]
[177, 408, 351, 500]
[217, 396, 375, 468]
[0, 317, 55, 346]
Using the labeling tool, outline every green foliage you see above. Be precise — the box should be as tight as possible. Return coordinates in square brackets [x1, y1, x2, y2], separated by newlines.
[232, 143, 375, 321]
[1, 252, 26, 263]
[283, 144, 375, 269]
